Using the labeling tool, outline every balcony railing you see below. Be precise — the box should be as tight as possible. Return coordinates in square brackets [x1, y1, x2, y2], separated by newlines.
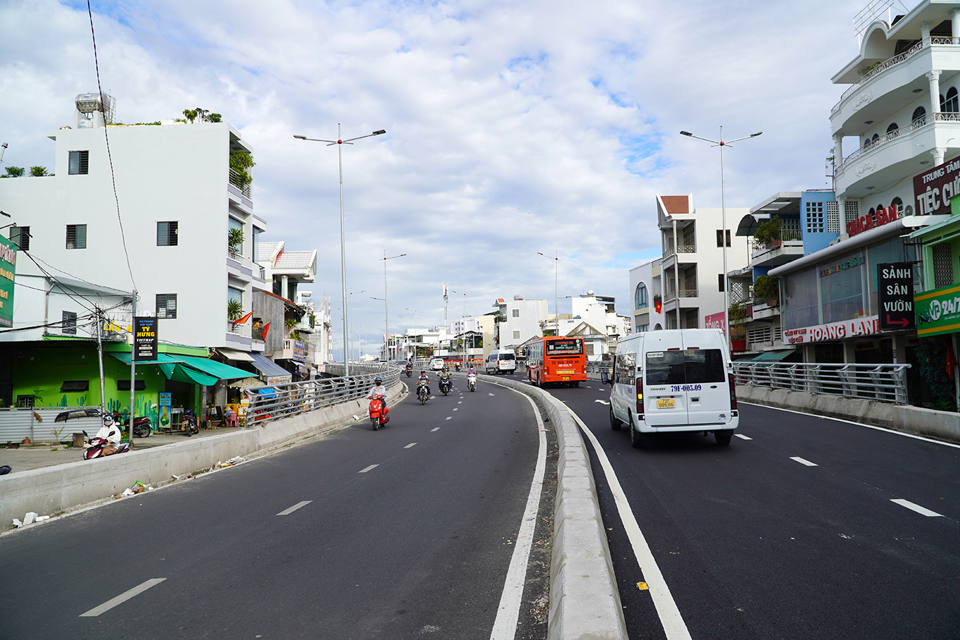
[229, 169, 252, 199]
[837, 115, 939, 170]
[664, 288, 698, 302]
[831, 37, 960, 115]
[662, 244, 697, 259]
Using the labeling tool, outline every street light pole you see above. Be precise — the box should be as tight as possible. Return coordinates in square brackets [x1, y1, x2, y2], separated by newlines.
[538, 251, 560, 335]
[382, 251, 406, 361]
[679, 127, 762, 348]
[294, 126, 386, 375]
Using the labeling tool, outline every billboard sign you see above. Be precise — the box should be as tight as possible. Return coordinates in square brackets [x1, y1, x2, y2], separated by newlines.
[0, 235, 16, 328]
[877, 263, 915, 331]
[783, 316, 879, 344]
[134, 316, 158, 361]
[913, 157, 960, 216]
[916, 284, 960, 337]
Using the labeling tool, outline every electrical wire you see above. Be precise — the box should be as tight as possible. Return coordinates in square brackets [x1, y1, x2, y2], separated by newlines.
[85, 0, 137, 292]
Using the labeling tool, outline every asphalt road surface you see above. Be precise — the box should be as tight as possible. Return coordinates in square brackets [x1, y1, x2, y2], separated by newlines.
[542, 379, 960, 640]
[0, 379, 545, 640]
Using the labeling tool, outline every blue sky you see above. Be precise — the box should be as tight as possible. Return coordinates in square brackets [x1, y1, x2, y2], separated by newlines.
[0, 0, 880, 358]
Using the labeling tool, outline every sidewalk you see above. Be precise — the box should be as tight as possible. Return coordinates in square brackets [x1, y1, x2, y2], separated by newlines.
[0, 426, 249, 475]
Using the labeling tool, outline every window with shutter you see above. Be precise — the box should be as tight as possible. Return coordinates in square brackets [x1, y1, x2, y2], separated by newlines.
[68, 150, 89, 175]
[66, 224, 87, 249]
[157, 221, 178, 246]
[62, 310, 77, 334]
[156, 294, 178, 319]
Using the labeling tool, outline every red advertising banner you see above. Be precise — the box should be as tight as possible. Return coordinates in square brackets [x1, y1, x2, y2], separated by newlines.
[913, 158, 960, 216]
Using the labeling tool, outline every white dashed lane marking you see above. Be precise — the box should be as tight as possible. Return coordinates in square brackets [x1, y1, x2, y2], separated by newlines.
[891, 499, 943, 517]
[791, 457, 818, 467]
[359, 464, 379, 473]
[734, 434, 752, 440]
[80, 579, 166, 617]
[431, 427, 440, 432]
[405, 442, 417, 449]
[277, 500, 312, 516]
[445, 416, 452, 421]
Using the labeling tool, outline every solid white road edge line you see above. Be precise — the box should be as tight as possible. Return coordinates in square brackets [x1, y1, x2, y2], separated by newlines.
[891, 498, 943, 517]
[790, 457, 818, 467]
[358, 464, 379, 473]
[277, 500, 312, 516]
[738, 401, 960, 449]
[568, 409, 693, 640]
[80, 578, 166, 617]
[488, 389, 547, 640]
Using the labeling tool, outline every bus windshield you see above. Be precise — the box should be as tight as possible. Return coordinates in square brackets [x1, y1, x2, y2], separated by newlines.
[546, 339, 583, 356]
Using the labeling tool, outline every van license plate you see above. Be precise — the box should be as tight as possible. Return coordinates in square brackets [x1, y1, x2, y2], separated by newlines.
[657, 398, 675, 409]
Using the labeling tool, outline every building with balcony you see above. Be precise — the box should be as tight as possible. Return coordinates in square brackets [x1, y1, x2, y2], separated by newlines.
[656, 194, 750, 330]
[493, 297, 548, 349]
[765, 1, 958, 373]
[0, 94, 264, 412]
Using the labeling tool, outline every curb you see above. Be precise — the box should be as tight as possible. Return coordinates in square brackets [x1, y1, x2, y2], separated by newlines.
[0, 382, 406, 532]
[474, 374, 628, 640]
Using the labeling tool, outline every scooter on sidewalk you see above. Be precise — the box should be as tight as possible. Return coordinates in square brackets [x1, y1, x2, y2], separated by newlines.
[467, 373, 477, 392]
[368, 394, 389, 430]
[82, 415, 130, 460]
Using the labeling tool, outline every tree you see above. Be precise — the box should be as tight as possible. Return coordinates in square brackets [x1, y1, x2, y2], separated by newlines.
[183, 108, 222, 124]
[2, 166, 25, 178]
[29, 166, 48, 177]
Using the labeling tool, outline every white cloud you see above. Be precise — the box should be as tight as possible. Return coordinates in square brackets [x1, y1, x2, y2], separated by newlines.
[1, 0, 873, 357]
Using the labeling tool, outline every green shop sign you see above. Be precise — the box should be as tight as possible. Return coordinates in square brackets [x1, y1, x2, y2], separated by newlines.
[0, 235, 16, 328]
[915, 283, 960, 337]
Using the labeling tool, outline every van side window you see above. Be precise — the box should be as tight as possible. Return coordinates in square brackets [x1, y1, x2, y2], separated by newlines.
[617, 353, 635, 385]
[683, 349, 726, 383]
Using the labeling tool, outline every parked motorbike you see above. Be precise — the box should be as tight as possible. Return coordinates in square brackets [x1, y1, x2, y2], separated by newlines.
[82, 416, 130, 460]
[111, 411, 152, 438]
[467, 373, 477, 392]
[417, 380, 430, 405]
[439, 378, 451, 396]
[182, 408, 200, 436]
[368, 394, 388, 430]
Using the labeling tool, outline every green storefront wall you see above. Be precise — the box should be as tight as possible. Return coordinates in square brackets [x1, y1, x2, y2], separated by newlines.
[9, 339, 209, 423]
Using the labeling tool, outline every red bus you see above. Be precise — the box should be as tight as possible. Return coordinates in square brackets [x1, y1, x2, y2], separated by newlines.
[526, 336, 587, 387]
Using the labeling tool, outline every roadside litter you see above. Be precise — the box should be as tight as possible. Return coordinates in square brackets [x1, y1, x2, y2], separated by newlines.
[212, 456, 245, 470]
[120, 481, 149, 497]
[11, 512, 50, 528]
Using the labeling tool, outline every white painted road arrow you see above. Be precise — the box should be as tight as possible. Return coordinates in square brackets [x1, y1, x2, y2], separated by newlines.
[595, 399, 610, 405]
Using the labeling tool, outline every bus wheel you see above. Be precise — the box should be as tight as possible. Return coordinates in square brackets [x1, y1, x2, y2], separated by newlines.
[609, 406, 621, 431]
[573, 381, 580, 388]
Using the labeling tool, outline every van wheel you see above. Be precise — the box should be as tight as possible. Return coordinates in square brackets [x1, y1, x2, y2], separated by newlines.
[609, 405, 621, 431]
[715, 430, 733, 446]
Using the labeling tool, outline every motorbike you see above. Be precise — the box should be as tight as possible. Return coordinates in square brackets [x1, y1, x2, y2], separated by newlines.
[111, 411, 152, 438]
[182, 408, 200, 436]
[368, 394, 388, 430]
[405, 365, 413, 378]
[439, 378, 451, 396]
[467, 373, 477, 392]
[417, 380, 430, 405]
[81, 417, 130, 460]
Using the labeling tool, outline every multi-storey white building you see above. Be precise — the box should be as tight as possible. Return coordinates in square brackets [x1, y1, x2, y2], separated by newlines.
[629, 258, 664, 333]
[493, 296, 548, 349]
[0, 94, 267, 410]
[657, 194, 750, 331]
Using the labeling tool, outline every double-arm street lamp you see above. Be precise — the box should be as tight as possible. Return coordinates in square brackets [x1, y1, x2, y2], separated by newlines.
[294, 125, 387, 375]
[381, 251, 406, 361]
[679, 127, 762, 347]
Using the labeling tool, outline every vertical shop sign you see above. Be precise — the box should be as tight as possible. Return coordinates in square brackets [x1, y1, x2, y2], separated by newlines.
[134, 316, 158, 361]
[878, 263, 915, 331]
[0, 235, 17, 328]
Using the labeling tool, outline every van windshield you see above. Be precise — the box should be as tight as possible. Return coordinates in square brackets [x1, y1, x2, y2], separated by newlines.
[645, 349, 725, 385]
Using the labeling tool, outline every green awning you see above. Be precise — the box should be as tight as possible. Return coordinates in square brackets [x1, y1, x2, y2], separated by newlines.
[753, 350, 795, 362]
[160, 363, 220, 386]
[176, 356, 254, 381]
[110, 353, 186, 366]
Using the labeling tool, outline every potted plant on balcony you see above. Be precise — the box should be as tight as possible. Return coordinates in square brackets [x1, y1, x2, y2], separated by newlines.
[753, 216, 782, 248]
[228, 228, 244, 255]
[227, 299, 243, 328]
[753, 275, 779, 306]
[728, 301, 748, 352]
[229, 150, 255, 190]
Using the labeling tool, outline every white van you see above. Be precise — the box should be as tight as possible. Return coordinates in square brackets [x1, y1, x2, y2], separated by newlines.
[607, 329, 738, 447]
[485, 349, 517, 375]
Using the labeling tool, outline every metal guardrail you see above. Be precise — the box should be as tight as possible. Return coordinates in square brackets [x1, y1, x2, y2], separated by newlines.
[243, 363, 401, 427]
[733, 362, 910, 404]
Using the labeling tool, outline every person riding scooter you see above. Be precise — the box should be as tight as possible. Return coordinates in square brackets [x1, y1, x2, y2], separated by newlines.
[417, 369, 431, 398]
[438, 367, 452, 394]
[367, 376, 389, 424]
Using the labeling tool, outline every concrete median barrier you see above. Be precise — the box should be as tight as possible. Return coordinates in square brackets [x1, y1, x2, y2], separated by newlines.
[0, 381, 406, 532]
